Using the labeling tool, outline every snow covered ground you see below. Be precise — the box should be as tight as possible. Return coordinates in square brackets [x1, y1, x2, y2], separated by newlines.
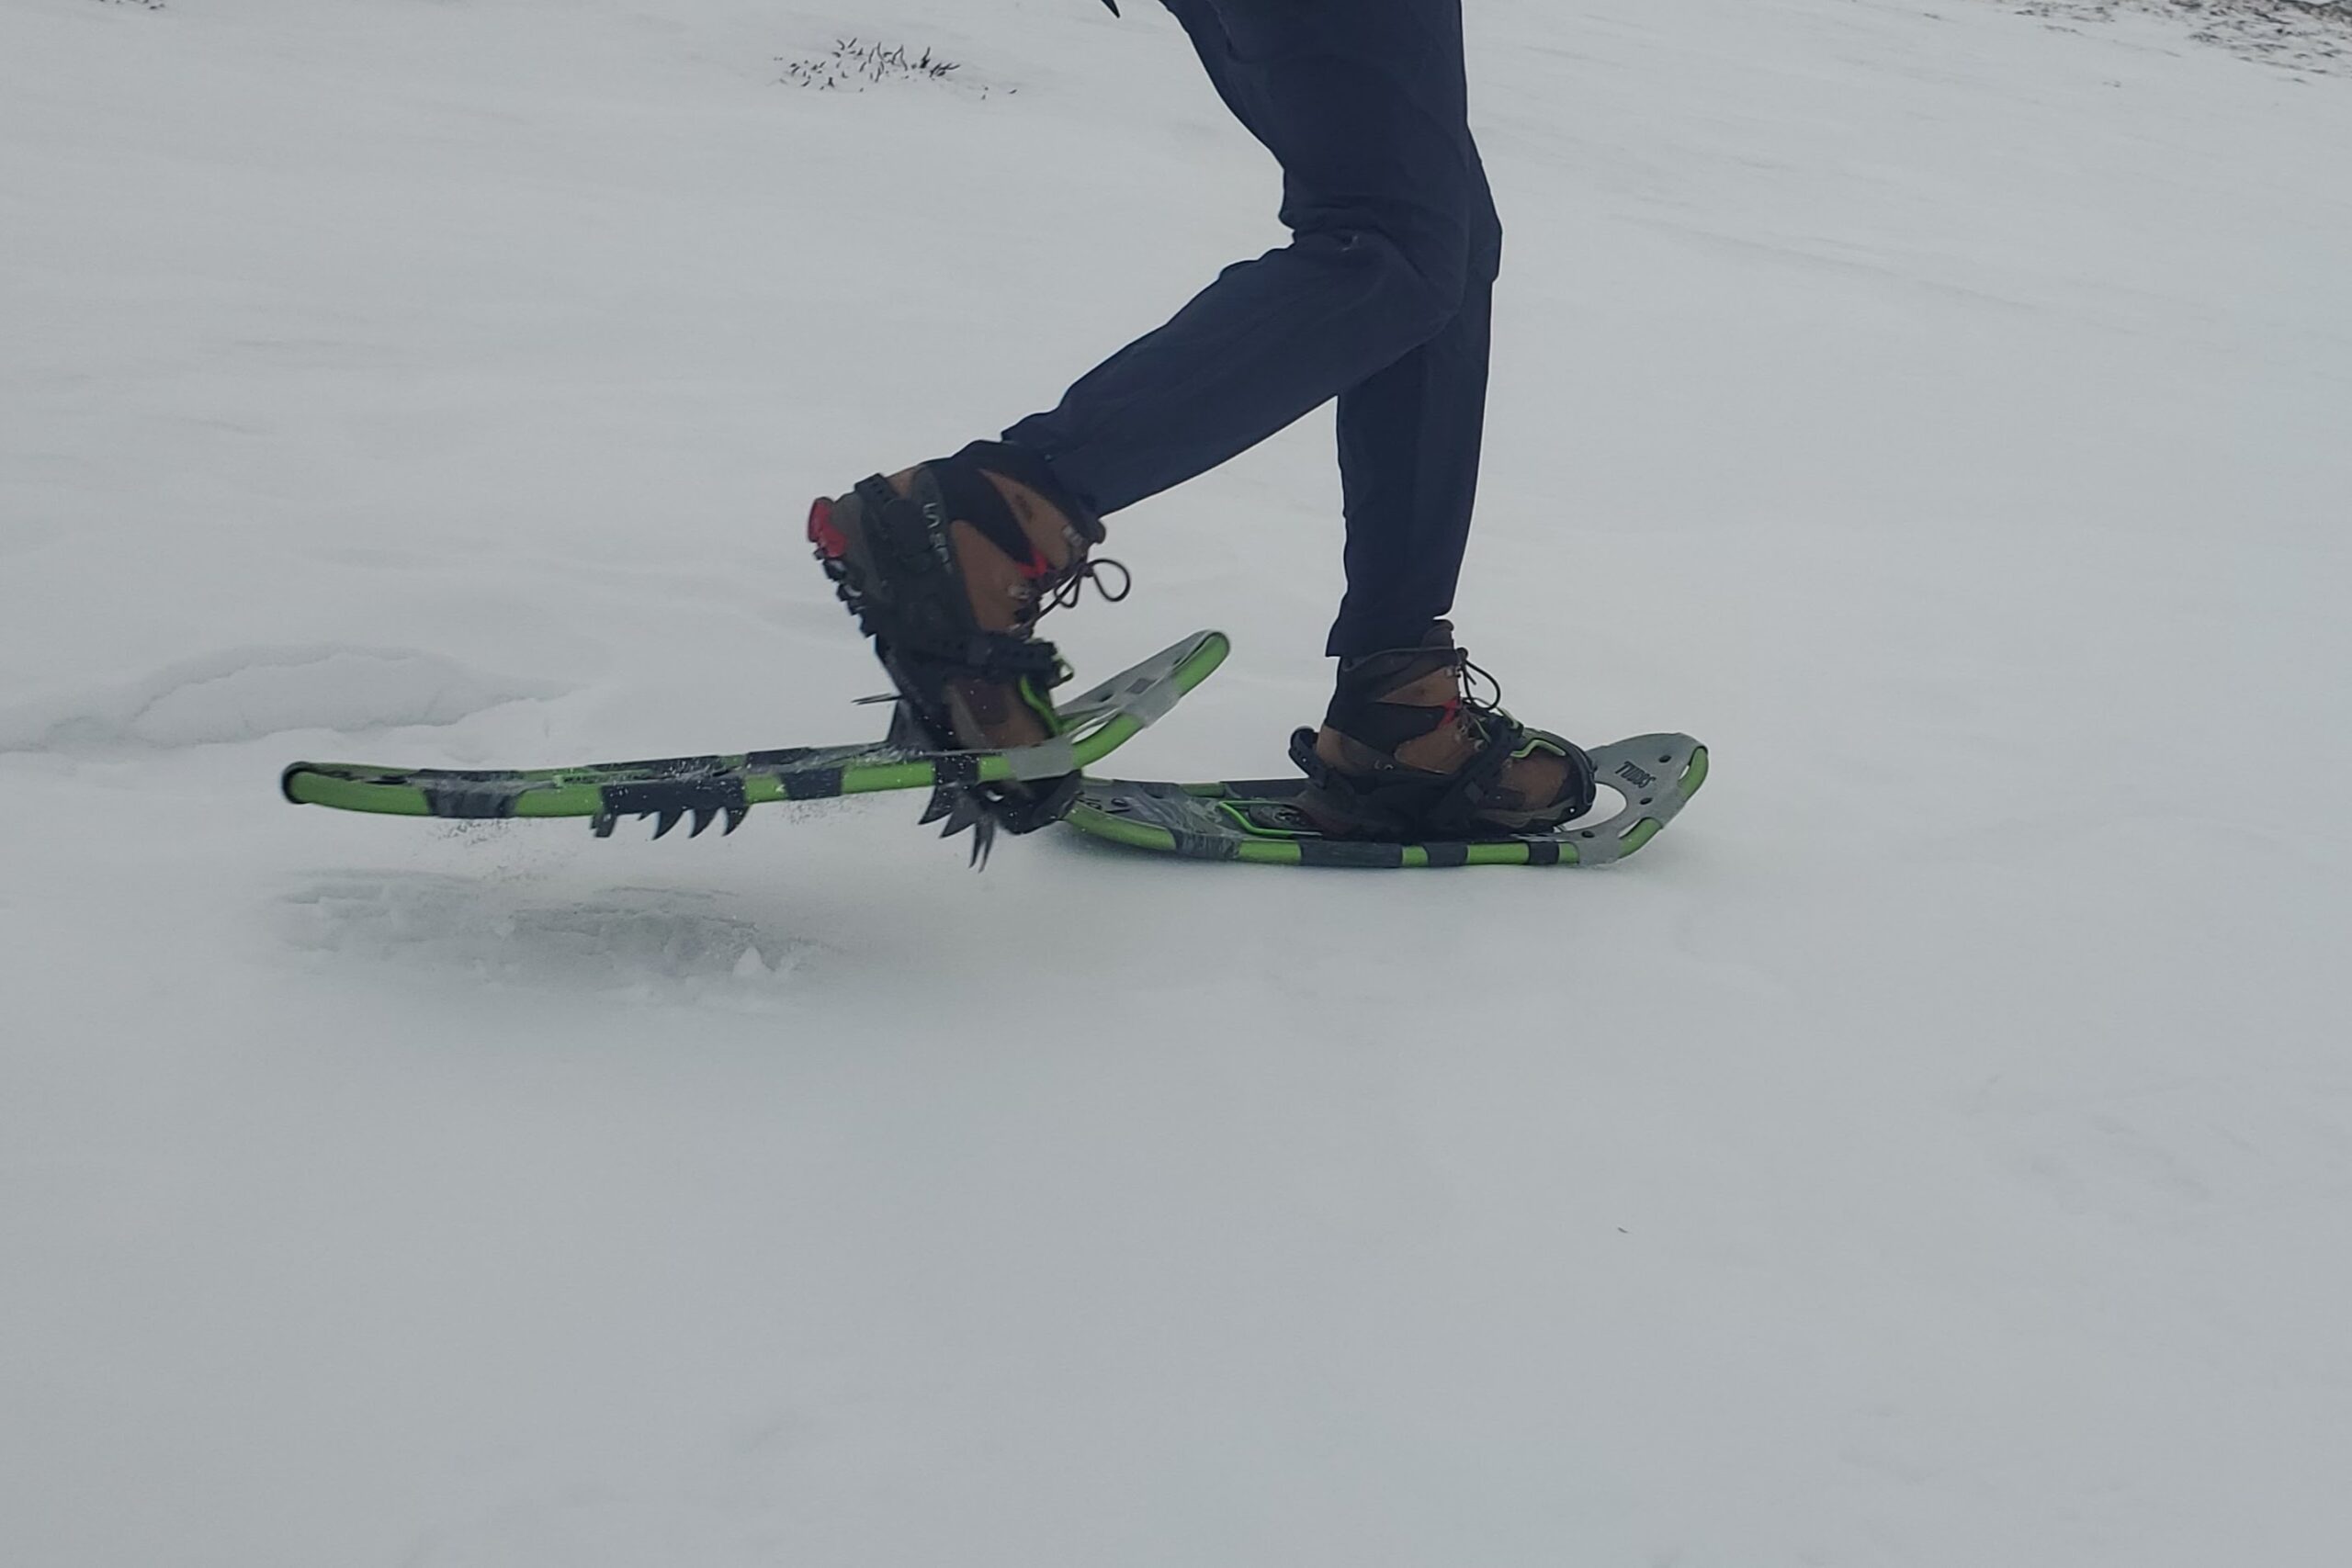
[5, 0, 2350, 1562]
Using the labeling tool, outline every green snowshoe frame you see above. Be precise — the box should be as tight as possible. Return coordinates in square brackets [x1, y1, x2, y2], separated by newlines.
[1065, 735, 1708, 868]
[282, 631, 1230, 839]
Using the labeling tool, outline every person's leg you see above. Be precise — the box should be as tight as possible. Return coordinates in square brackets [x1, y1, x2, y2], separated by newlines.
[1326, 144, 1502, 657]
[1004, 0, 1484, 523]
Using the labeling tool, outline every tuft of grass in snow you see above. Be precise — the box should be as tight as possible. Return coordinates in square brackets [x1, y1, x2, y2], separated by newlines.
[2012, 0, 2352, 73]
[778, 39, 967, 93]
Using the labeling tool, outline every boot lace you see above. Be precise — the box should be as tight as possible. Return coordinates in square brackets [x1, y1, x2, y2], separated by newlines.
[1450, 647, 1515, 737]
[1457, 649, 1505, 713]
[1038, 556, 1133, 615]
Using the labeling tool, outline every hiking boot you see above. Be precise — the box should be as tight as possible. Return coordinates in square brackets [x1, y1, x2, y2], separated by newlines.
[807, 440, 1114, 833]
[1289, 622, 1598, 839]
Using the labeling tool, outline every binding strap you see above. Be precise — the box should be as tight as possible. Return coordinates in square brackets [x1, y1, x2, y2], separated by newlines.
[1288, 719, 1525, 838]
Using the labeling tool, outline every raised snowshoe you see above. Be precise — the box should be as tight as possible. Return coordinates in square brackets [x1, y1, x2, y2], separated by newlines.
[1289, 622, 1598, 839]
[807, 440, 1121, 844]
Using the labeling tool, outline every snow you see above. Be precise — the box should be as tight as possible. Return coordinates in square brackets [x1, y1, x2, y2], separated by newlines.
[4, 0, 2350, 1563]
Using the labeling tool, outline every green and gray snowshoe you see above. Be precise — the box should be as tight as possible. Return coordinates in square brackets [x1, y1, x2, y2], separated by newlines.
[283, 630, 1227, 857]
[1062, 732, 1707, 868]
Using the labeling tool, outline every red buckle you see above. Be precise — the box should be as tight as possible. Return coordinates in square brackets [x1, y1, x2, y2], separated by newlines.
[806, 497, 849, 560]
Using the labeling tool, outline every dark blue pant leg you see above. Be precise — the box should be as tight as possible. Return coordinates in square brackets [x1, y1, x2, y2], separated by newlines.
[1002, 0, 1492, 656]
[1329, 151, 1502, 656]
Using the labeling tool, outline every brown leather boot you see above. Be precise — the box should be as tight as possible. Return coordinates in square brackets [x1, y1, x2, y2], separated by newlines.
[1290, 623, 1597, 839]
[808, 441, 1116, 833]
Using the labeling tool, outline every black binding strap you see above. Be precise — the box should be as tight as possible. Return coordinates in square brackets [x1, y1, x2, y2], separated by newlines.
[1287, 719, 1531, 838]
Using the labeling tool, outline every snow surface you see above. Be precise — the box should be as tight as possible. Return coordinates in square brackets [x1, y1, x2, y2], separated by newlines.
[5, 1, 2351, 1563]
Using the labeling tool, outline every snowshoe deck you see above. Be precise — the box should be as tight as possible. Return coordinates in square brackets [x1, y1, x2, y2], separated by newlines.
[282, 631, 1227, 837]
[1063, 733, 1707, 867]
